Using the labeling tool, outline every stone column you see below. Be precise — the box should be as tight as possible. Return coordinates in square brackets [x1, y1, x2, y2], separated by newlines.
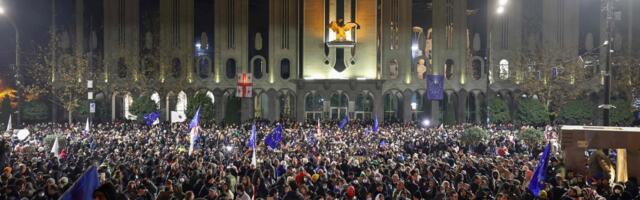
[373, 93, 383, 121]
[473, 91, 481, 123]
[296, 90, 306, 122]
[403, 90, 413, 123]
[214, 92, 224, 122]
[241, 96, 254, 123]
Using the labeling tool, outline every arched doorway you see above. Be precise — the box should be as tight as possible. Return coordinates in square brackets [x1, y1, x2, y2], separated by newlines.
[383, 91, 403, 122]
[223, 90, 241, 123]
[279, 91, 295, 120]
[330, 93, 349, 120]
[355, 92, 374, 120]
[254, 92, 269, 119]
[304, 92, 323, 121]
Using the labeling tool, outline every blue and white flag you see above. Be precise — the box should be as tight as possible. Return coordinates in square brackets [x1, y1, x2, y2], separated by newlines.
[307, 131, 317, 146]
[248, 123, 257, 149]
[339, 115, 349, 129]
[528, 143, 552, 197]
[188, 106, 201, 156]
[265, 124, 283, 149]
[189, 106, 201, 130]
[59, 166, 100, 200]
[249, 123, 257, 166]
[189, 127, 199, 156]
[373, 116, 379, 133]
[144, 112, 160, 126]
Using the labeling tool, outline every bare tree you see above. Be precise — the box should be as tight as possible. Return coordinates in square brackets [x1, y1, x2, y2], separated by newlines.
[518, 47, 588, 116]
[25, 30, 89, 123]
[612, 55, 640, 100]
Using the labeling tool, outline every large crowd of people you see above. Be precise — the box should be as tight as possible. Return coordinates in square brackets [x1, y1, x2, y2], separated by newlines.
[0, 120, 638, 200]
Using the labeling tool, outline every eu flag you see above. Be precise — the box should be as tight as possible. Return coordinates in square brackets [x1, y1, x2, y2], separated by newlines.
[528, 143, 552, 197]
[144, 111, 160, 126]
[59, 166, 101, 200]
[265, 124, 283, 149]
[339, 115, 349, 129]
[189, 106, 201, 129]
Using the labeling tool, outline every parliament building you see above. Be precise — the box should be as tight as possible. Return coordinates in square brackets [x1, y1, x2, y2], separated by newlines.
[50, 0, 640, 124]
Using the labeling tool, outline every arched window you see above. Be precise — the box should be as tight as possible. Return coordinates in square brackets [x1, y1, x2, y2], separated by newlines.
[445, 59, 455, 80]
[225, 59, 236, 79]
[355, 93, 373, 120]
[499, 59, 509, 80]
[389, 59, 399, 79]
[280, 59, 291, 79]
[198, 57, 210, 79]
[330, 93, 348, 120]
[304, 92, 324, 120]
[384, 93, 401, 122]
[142, 58, 158, 80]
[472, 59, 482, 80]
[171, 58, 182, 78]
[253, 58, 264, 79]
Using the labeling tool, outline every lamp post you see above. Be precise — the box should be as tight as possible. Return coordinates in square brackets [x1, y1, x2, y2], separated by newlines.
[486, 0, 507, 125]
[1, 6, 22, 127]
[601, 0, 614, 126]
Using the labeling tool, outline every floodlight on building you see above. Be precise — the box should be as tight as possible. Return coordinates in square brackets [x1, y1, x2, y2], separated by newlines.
[496, 6, 505, 14]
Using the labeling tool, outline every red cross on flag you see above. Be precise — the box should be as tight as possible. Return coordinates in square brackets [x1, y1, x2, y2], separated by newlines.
[236, 73, 253, 98]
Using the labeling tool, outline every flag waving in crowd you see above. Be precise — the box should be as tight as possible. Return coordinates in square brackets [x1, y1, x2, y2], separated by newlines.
[265, 123, 283, 149]
[5, 114, 11, 132]
[249, 122, 257, 166]
[339, 115, 349, 129]
[144, 111, 160, 126]
[188, 106, 201, 155]
[528, 143, 552, 197]
[59, 166, 101, 200]
[83, 118, 90, 135]
[373, 116, 379, 133]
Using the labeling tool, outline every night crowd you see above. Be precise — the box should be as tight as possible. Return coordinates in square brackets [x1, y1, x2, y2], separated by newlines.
[0, 120, 638, 200]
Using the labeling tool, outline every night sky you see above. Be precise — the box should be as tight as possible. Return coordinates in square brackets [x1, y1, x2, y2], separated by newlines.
[0, 0, 52, 86]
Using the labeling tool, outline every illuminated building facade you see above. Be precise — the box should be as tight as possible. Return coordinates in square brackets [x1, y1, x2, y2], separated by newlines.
[52, 0, 639, 124]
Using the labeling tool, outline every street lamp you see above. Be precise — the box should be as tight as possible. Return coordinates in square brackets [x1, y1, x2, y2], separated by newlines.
[485, 0, 507, 126]
[0, 6, 22, 127]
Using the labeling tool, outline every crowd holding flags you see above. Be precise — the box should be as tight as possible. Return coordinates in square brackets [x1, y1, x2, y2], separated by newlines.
[188, 106, 201, 156]
[528, 143, 552, 197]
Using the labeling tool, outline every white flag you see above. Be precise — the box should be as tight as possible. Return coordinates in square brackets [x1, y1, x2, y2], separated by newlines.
[83, 118, 90, 134]
[251, 147, 257, 167]
[51, 137, 60, 157]
[5, 114, 11, 132]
